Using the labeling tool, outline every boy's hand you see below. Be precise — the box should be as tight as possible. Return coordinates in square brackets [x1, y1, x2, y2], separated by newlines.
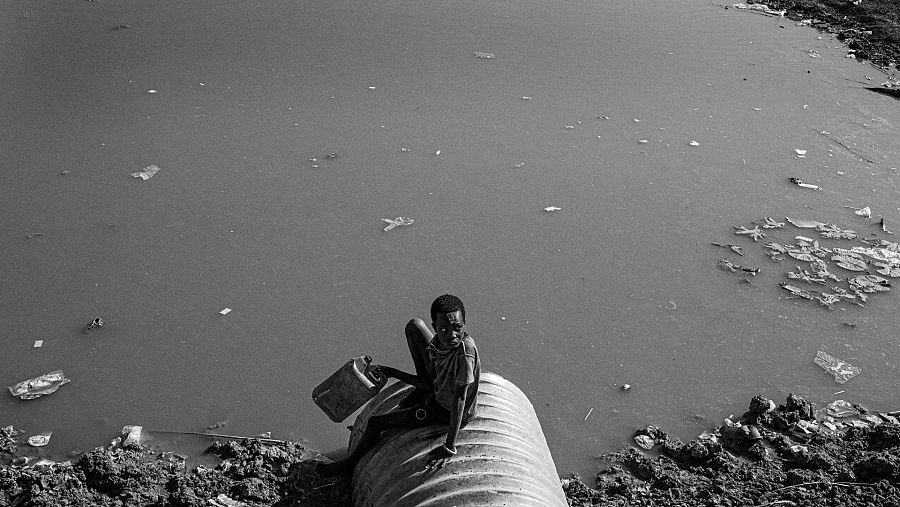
[423, 444, 455, 472]
[373, 365, 396, 378]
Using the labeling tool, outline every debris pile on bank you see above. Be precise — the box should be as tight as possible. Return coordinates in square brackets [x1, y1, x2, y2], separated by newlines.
[0, 434, 350, 507]
[564, 394, 900, 506]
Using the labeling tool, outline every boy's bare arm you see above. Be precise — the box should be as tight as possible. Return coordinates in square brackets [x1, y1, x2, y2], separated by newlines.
[444, 384, 467, 451]
[376, 365, 431, 391]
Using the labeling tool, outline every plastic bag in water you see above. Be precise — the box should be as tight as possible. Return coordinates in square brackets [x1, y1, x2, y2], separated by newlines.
[814, 351, 861, 384]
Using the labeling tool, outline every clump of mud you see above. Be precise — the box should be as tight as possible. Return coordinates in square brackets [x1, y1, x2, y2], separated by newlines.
[564, 394, 900, 506]
[0, 435, 350, 507]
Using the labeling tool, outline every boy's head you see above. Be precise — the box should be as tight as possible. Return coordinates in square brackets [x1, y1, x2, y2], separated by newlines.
[430, 294, 465, 324]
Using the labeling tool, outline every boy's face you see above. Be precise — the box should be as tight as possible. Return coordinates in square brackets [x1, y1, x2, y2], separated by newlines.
[433, 311, 465, 348]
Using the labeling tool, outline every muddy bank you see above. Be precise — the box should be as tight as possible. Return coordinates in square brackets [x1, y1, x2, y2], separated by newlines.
[743, 0, 900, 71]
[3, 394, 900, 506]
[564, 394, 900, 506]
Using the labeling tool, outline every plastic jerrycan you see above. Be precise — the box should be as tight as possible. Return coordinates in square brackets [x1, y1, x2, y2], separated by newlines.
[313, 356, 388, 423]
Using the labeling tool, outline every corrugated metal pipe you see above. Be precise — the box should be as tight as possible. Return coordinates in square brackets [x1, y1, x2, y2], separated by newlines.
[348, 371, 567, 506]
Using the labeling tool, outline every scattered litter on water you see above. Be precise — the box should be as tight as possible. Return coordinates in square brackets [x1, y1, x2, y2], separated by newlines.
[434, 150, 441, 155]
[788, 177, 820, 190]
[734, 224, 766, 241]
[639, 139, 649, 144]
[689, 141, 700, 146]
[82, 317, 104, 333]
[382, 217, 414, 231]
[25, 232, 42, 239]
[666, 299, 677, 310]
[146, 89, 157, 94]
[33, 340, 43, 348]
[8, 370, 71, 400]
[761, 217, 784, 229]
[473, 51, 494, 59]
[543, 206, 562, 212]
[786, 217, 827, 228]
[131, 164, 160, 180]
[27, 432, 52, 447]
[521, 96, 532, 100]
[512, 163, 526, 168]
[845, 205, 872, 218]
[711, 242, 744, 256]
[621, 384, 631, 391]
[814, 350, 861, 384]
[584, 408, 594, 421]
[219, 308, 232, 315]
[112, 24, 131, 30]
[794, 149, 807, 157]
[718, 258, 760, 275]
[400, 147, 409, 153]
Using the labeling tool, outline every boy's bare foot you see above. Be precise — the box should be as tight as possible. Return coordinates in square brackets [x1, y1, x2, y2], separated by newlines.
[317, 460, 355, 477]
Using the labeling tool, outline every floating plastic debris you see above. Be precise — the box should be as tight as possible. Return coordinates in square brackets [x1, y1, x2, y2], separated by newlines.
[131, 164, 160, 180]
[33, 340, 43, 348]
[521, 96, 532, 100]
[814, 350, 861, 384]
[8, 370, 71, 400]
[381, 217, 414, 231]
[780, 282, 813, 299]
[219, 308, 232, 315]
[717, 258, 759, 275]
[762, 217, 785, 229]
[850, 206, 872, 219]
[147, 89, 157, 94]
[82, 317, 104, 333]
[512, 163, 526, 168]
[794, 149, 807, 157]
[473, 51, 494, 59]
[27, 432, 52, 447]
[817, 224, 857, 240]
[543, 206, 562, 212]
[785, 217, 827, 228]
[788, 177, 820, 190]
[711, 242, 744, 256]
[434, 150, 441, 155]
[733, 224, 766, 241]
[689, 141, 700, 146]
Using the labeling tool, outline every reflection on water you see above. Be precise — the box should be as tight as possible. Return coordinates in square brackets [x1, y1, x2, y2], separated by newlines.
[2, 0, 899, 478]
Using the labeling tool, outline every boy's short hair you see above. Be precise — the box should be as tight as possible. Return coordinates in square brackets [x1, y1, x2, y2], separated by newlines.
[430, 294, 466, 323]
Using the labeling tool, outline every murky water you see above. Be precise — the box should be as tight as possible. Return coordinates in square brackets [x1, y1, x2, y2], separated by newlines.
[2, 0, 900, 479]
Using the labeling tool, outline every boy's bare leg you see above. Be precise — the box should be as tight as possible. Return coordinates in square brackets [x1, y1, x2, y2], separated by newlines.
[397, 319, 434, 408]
[318, 410, 409, 477]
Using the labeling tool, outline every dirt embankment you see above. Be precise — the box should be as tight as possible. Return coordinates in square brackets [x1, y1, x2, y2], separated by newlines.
[746, 0, 900, 71]
[564, 394, 900, 506]
[3, 394, 900, 506]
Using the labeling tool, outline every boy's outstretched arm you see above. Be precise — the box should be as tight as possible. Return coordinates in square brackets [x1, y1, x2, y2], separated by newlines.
[376, 365, 431, 391]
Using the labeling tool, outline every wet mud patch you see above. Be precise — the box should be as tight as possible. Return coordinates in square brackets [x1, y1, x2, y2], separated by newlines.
[0, 436, 350, 507]
[564, 394, 900, 506]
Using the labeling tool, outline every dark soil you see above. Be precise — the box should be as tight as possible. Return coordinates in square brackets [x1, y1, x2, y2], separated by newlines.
[0, 436, 350, 506]
[564, 394, 900, 506]
[3, 394, 900, 506]
[747, 0, 900, 71]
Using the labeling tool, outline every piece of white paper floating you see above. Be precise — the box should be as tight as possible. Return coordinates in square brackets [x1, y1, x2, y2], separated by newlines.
[131, 165, 160, 180]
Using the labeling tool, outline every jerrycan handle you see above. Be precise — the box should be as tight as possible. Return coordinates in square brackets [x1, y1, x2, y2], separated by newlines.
[362, 355, 387, 389]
